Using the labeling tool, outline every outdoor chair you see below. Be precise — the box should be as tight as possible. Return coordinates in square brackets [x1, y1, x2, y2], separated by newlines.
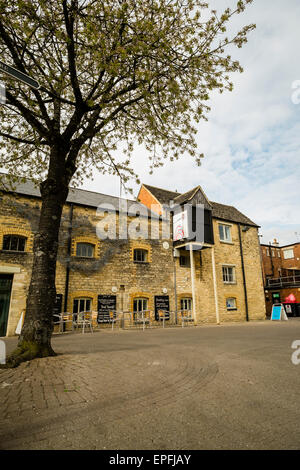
[74, 311, 93, 334]
[180, 310, 194, 327]
[53, 312, 73, 333]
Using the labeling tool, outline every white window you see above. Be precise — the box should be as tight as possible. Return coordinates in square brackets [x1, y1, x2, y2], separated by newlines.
[283, 249, 294, 259]
[219, 224, 232, 242]
[133, 297, 148, 313]
[226, 298, 237, 310]
[180, 298, 192, 311]
[278, 250, 281, 258]
[266, 248, 270, 256]
[271, 249, 275, 257]
[222, 266, 236, 283]
[76, 242, 95, 257]
[73, 297, 92, 314]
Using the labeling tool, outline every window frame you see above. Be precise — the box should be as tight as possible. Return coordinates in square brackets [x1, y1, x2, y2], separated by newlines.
[76, 242, 95, 258]
[133, 248, 148, 263]
[180, 297, 193, 311]
[2, 234, 27, 252]
[72, 297, 92, 314]
[218, 223, 232, 243]
[133, 297, 148, 313]
[226, 297, 237, 311]
[283, 248, 294, 259]
[222, 265, 236, 284]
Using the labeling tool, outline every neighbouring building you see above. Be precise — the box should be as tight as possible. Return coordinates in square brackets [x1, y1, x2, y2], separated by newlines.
[261, 238, 300, 315]
[0, 176, 266, 337]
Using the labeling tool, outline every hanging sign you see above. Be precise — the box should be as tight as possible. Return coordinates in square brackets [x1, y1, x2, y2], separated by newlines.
[173, 210, 189, 241]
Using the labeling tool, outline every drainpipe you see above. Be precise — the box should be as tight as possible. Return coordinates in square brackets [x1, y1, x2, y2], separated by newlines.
[238, 224, 249, 322]
[269, 241, 274, 277]
[173, 255, 178, 324]
[64, 203, 73, 320]
[189, 243, 197, 324]
[211, 247, 220, 324]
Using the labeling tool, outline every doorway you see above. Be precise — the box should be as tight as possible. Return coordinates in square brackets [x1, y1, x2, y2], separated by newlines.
[0, 274, 13, 337]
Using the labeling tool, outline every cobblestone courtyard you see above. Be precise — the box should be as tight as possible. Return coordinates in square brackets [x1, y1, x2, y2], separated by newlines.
[1, 320, 300, 450]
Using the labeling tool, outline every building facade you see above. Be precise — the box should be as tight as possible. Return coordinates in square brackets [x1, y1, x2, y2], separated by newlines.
[261, 239, 300, 315]
[0, 177, 266, 337]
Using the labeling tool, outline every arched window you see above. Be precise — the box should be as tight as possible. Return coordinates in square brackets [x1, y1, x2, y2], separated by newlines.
[3, 235, 26, 252]
[133, 248, 148, 263]
[76, 242, 95, 258]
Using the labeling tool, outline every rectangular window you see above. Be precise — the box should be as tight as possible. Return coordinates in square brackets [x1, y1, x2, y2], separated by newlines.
[133, 298, 148, 313]
[133, 249, 148, 263]
[278, 250, 281, 258]
[271, 249, 275, 257]
[76, 243, 94, 257]
[3, 235, 26, 252]
[179, 255, 190, 267]
[180, 298, 192, 311]
[222, 266, 236, 283]
[226, 298, 237, 310]
[73, 298, 92, 314]
[266, 248, 270, 256]
[283, 249, 294, 259]
[219, 224, 232, 242]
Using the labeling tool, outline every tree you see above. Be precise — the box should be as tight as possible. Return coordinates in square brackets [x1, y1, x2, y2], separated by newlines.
[0, 0, 255, 367]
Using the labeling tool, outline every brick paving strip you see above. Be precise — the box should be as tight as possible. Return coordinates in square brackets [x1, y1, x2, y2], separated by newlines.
[1, 322, 300, 450]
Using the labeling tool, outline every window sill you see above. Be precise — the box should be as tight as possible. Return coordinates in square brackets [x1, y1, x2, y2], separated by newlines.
[74, 256, 95, 260]
[0, 250, 28, 254]
[227, 308, 237, 311]
[220, 240, 234, 245]
[223, 281, 237, 285]
[133, 261, 149, 265]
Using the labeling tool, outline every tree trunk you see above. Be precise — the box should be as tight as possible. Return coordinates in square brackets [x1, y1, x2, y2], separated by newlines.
[3, 152, 71, 367]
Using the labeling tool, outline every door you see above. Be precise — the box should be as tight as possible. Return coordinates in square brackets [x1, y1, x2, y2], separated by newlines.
[272, 292, 281, 304]
[0, 274, 13, 337]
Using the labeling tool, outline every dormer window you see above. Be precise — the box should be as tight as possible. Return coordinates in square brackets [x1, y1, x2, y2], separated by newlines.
[2, 235, 26, 252]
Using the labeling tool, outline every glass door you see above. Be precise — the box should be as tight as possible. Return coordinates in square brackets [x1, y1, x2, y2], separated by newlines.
[0, 274, 13, 337]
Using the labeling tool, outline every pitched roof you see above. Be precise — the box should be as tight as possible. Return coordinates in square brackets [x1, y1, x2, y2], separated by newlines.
[143, 183, 258, 227]
[0, 174, 158, 218]
[142, 184, 179, 204]
[210, 201, 258, 227]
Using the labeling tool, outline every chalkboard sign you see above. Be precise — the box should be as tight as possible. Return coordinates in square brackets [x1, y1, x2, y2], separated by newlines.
[53, 294, 63, 319]
[97, 295, 117, 323]
[154, 295, 170, 321]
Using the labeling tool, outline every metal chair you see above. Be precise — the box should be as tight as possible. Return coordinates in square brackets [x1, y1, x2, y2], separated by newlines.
[180, 310, 194, 327]
[53, 312, 73, 333]
[74, 311, 93, 334]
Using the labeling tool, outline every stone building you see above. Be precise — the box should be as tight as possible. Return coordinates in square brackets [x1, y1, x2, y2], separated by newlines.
[0, 177, 266, 337]
[261, 239, 300, 315]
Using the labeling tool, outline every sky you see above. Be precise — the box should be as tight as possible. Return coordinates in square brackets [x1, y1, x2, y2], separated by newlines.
[78, 0, 300, 247]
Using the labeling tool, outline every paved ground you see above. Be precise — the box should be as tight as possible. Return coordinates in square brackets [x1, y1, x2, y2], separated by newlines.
[0, 320, 300, 450]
